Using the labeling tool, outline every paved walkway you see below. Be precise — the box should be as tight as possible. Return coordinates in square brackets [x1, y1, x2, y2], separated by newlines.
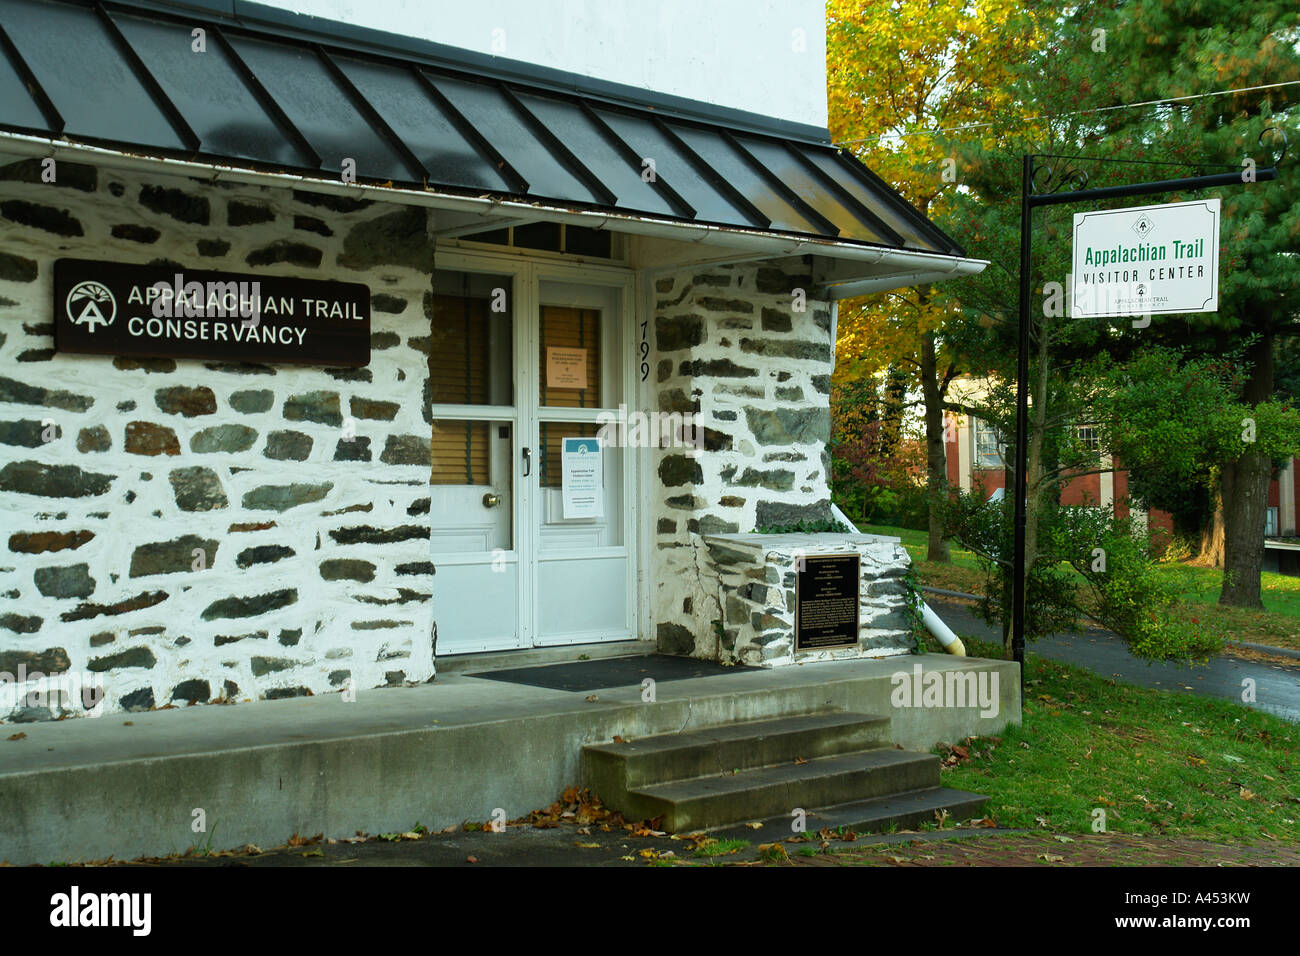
[927, 596, 1300, 723]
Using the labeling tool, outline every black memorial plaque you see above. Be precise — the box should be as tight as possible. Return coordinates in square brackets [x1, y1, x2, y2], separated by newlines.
[794, 553, 861, 651]
[53, 258, 370, 366]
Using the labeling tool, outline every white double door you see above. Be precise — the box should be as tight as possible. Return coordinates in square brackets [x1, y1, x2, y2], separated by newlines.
[428, 250, 636, 655]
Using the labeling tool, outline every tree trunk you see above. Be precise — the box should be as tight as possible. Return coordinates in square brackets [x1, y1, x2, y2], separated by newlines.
[919, 324, 951, 563]
[1198, 486, 1225, 567]
[1219, 336, 1273, 609]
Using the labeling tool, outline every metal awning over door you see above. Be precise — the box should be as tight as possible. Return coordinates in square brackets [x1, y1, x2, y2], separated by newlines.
[0, 0, 982, 285]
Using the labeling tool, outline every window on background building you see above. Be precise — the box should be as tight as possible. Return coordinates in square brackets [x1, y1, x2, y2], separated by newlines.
[1267, 507, 1280, 537]
[1076, 425, 1101, 453]
[973, 418, 1003, 469]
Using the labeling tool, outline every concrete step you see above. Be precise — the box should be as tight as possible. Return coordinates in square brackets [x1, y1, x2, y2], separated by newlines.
[717, 786, 990, 840]
[583, 712, 891, 797]
[624, 748, 941, 832]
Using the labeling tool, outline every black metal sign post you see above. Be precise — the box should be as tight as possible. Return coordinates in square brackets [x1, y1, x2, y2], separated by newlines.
[1012, 131, 1287, 695]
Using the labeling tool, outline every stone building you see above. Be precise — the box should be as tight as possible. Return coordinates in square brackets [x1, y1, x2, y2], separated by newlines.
[0, 0, 985, 721]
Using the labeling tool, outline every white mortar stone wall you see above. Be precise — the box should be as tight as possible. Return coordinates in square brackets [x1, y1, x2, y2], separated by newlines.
[648, 258, 837, 659]
[0, 159, 438, 720]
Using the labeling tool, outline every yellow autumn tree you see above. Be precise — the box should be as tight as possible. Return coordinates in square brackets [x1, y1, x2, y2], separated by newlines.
[826, 0, 1050, 560]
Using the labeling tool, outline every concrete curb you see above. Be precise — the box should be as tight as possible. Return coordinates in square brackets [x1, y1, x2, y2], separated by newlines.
[921, 586, 1300, 662]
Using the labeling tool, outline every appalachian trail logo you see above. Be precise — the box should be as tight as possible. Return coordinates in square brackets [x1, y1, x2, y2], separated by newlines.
[65, 280, 116, 332]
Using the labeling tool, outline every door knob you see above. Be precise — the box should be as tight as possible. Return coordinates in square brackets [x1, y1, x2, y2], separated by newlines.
[482, 492, 502, 508]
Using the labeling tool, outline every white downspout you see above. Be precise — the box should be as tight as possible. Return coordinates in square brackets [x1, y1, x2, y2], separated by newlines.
[830, 504, 966, 656]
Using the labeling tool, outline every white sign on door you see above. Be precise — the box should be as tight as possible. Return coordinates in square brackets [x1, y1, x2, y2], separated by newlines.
[561, 436, 603, 519]
[1071, 198, 1220, 319]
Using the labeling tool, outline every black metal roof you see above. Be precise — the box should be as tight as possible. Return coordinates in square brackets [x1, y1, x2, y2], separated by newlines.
[0, 0, 965, 257]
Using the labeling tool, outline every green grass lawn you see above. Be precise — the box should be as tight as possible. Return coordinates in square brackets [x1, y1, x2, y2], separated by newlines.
[865, 522, 1300, 651]
[940, 639, 1300, 844]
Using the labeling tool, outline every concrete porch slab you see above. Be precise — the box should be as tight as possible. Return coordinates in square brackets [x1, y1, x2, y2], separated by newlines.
[0, 652, 1019, 865]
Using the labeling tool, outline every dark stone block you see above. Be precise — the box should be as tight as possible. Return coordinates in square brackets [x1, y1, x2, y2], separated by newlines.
[658, 454, 702, 486]
[140, 185, 209, 224]
[227, 201, 275, 226]
[702, 428, 732, 452]
[696, 296, 753, 314]
[396, 561, 435, 575]
[715, 410, 737, 421]
[1, 199, 82, 236]
[739, 338, 831, 362]
[197, 239, 230, 257]
[407, 497, 430, 516]
[775, 386, 804, 402]
[328, 669, 351, 686]
[246, 241, 322, 268]
[350, 396, 399, 421]
[334, 437, 372, 461]
[242, 482, 333, 512]
[0, 157, 96, 191]
[655, 314, 706, 351]
[698, 515, 739, 535]
[88, 646, 156, 672]
[294, 214, 332, 236]
[229, 389, 274, 414]
[677, 358, 758, 378]
[0, 461, 112, 497]
[120, 687, 155, 712]
[129, 535, 219, 577]
[8, 529, 93, 554]
[325, 367, 372, 382]
[89, 632, 114, 647]
[111, 223, 160, 243]
[0, 419, 56, 447]
[744, 407, 830, 445]
[656, 622, 696, 655]
[203, 361, 274, 375]
[264, 430, 313, 461]
[169, 466, 228, 511]
[339, 206, 431, 271]
[251, 656, 295, 676]
[0, 375, 93, 411]
[34, 563, 94, 599]
[190, 423, 257, 453]
[0, 648, 69, 673]
[380, 434, 430, 466]
[760, 307, 793, 332]
[215, 630, 267, 647]
[0, 252, 38, 282]
[62, 591, 168, 622]
[236, 544, 295, 568]
[16, 349, 52, 362]
[155, 385, 217, 417]
[658, 389, 699, 414]
[278, 628, 302, 646]
[114, 357, 176, 373]
[266, 686, 313, 699]
[755, 267, 806, 295]
[76, 425, 111, 453]
[370, 296, 406, 316]
[0, 613, 42, 634]
[320, 558, 376, 582]
[170, 679, 210, 703]
[124, 421, 181, 456]
[729, 467, 795, 491]
[201, 588, 298, 620]
[283, 390, 342, 427]
[657, 518, 676, 534]
[330, 525, 429, 545]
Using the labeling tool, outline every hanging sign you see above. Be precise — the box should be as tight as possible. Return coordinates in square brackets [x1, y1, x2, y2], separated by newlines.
[546, 347, 588, 389]
[53, 259, 370, 366]
[1071, 198, 1219, 319]
[561, 436, 603, 519]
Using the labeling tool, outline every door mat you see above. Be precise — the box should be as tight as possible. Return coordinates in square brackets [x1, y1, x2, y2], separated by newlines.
[466, 654, 746, 692]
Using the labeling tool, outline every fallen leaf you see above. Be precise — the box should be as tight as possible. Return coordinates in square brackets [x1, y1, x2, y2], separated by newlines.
[585, 695, 599, 702]
[613, 735, 626, 743]
[466, 855, 479, 864]
[745, 822, 763, 830]
[574, 842, 601, 849]
[6, 733, 26, 741]
[1038, 853, 1065, 863]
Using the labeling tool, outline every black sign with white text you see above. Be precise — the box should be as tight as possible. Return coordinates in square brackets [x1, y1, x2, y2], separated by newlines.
[794, 553, 861, 651]
[53, 259, 370, 367]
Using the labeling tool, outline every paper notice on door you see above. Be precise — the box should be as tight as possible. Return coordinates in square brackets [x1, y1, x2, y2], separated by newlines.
[546, 347, 588, 389]
[561, 436, 603, 519]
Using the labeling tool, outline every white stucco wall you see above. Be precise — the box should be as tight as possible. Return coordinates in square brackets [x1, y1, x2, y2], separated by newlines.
[253, 0, 829, 127]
